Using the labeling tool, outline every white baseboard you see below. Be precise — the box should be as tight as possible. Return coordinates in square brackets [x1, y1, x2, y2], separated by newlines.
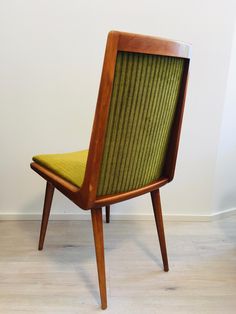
[0, 207, 235, 221]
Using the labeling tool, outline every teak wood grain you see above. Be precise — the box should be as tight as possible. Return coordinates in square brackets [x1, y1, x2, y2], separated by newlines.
[31, 30, 191, 310]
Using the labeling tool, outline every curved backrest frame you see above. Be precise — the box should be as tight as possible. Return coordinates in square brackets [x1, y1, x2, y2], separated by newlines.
[79, 31, 191, 209]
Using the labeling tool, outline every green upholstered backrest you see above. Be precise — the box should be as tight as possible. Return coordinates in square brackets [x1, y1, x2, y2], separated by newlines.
[97, 51, 184, 196]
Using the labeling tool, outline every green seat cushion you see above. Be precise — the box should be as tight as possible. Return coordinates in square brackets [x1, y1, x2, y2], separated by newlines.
[33, 150, 88, 188]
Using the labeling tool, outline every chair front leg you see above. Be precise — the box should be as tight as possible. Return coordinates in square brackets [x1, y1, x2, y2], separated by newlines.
[38, 181, 54, 250]
[150, 189, 169, 272]
[91, 208, 107, 310]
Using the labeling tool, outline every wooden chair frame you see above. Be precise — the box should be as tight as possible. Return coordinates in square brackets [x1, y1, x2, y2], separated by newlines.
[31, 31, 191, 310]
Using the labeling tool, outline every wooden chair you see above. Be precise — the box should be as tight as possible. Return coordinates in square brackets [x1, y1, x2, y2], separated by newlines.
[31, 31, 190, 310]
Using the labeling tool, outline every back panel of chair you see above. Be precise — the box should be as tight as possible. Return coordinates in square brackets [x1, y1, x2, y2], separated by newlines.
[97, 51, 184, 195]
[81, 31, 190, 206]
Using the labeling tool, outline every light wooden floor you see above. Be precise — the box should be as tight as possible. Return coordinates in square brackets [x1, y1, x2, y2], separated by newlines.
[0, 215, 235, 314]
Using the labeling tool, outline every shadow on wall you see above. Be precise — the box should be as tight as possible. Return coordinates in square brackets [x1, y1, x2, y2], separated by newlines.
[217, 212, 236, 245]
[217, 191, 236, 215]
[215, 189, 236, 243]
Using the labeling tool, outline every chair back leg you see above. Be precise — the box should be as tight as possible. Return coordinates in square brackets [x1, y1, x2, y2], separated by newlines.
[105, 205, 110, 223]
[150, 189, 169, 272]
[38, 182, 54, 250]
[91, 208, 107, 310]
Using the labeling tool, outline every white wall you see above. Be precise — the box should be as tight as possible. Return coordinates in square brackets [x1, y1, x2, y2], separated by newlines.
[213, 22, 236, 214]
[0, 0, 235, 218]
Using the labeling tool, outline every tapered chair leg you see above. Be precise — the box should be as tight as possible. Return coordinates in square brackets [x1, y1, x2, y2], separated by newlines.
[38, 182, 54, 251]
[150, 189, 169, 272]
[91, 208, 107, 310]
[105, 205, 110, 223]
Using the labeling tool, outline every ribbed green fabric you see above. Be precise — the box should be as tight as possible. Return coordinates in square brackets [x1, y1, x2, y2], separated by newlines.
[97, 52, 184, 196]
[33, 150, 88, 187]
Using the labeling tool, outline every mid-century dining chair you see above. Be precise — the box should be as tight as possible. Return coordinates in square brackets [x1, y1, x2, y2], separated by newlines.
[31, 31, 190, 310]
